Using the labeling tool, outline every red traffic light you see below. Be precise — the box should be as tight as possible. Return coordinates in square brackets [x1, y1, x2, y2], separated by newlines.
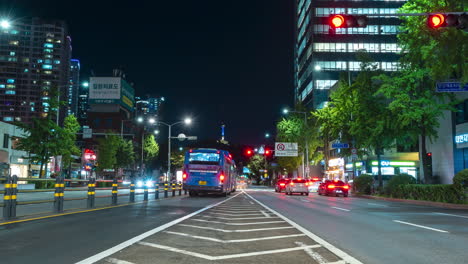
[428, 14, 446, 28]
[245, 149, 253, 156]
[265, 150, 271, 155]
[330, 15, 345, 28]
[427, 152, 432, 157]
[84, 149, 96, 160]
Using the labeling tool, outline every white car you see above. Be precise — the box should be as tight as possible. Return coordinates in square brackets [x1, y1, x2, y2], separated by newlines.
[285, 178, 309, 196]
[308, 180, 321, 192]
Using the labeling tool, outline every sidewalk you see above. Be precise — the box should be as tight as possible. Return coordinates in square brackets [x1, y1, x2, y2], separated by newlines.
[355, 194, 468, 209]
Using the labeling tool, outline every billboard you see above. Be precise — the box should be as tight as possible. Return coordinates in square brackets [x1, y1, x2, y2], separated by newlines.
[89, 77, 134, 112]
[274, 142, 298, 157]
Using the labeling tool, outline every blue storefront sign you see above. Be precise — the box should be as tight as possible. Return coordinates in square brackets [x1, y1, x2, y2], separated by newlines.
[332, 143, 349, 148]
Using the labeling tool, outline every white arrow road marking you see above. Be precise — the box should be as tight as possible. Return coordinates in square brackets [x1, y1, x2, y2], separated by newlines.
[178, 224, 294, 232]
[163, 231, 306, 243]
[295, 241, 327, 264]
[138, 242, 321, 260]
[393, 220, 449, 233]
[105, 258, 135, 264]
[191, 219, 285, 225]
[433, 212, 468, 219]
[199, 215, 279, 220]
[331, 207, 350, 212]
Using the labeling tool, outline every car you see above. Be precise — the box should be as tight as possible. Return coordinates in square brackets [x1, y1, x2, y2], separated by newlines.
[275, 178, 290, 193]
[284, 178, 309, 196]
[307, 177, 321, 193]
[318, 180, 350, 197]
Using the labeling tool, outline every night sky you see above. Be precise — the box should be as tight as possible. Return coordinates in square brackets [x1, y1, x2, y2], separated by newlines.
[3, 0, 295, 145]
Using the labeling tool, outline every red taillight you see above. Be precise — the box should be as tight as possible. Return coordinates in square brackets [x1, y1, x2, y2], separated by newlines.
[183, 173, 187, 180]
[280, 183, 285, 186]
[305, 182, 310, 186]
[312, 177, 319, 181]
[328, 184, 335, 189]
[219, 174, 225, 182]
[343, 185, 349, 190]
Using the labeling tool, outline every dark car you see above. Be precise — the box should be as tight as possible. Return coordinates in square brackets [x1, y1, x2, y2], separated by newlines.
[275, 178, 291, 193]
[318, 180, 350, 197]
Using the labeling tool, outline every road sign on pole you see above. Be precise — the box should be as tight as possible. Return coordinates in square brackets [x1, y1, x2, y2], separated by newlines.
[83, 128, 92, 139]
[275, 143, 298, 157]
[436, 82, 468, 92]
[332, 143, 349, 148]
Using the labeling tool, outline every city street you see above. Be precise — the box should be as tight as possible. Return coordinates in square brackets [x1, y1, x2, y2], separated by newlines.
[1, 187, 468, 263]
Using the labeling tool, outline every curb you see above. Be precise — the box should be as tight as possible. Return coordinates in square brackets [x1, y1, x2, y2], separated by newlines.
[354, 194, 468, 209]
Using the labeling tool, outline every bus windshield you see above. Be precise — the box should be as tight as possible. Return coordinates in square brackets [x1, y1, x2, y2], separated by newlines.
[189, 152, 220, 165]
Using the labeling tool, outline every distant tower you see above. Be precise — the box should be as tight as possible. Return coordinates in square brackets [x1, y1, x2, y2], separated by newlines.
[221, 124, 225, 141]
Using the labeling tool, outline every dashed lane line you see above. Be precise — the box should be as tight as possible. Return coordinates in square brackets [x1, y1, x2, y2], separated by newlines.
[75, 192, 242, 264]
[178, 224, 295, 233]
[105, 258, 135, 264]
[393, 220, 449, 233]
[244, 191, 363, 264]
[138, 241, 321, 260]
[199, 215, 279, 220]
[295, 241, 327, 264]
[191, 219, 285, 225]
[367, 203, 388, 207]
[331, 207, 350, 212]
[301, 199, 311, 203]
[433, 212, 468, 219]
[163, 231, 306, 243]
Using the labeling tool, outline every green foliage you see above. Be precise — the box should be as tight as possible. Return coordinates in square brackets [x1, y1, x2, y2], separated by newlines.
[144, 135, 159, 162]
[170, 149, 185, 170]
[97, 134, 121, 171]
[453, 169, 468, 188]
[59, 115, 81, 167]
[391, 184, 465, 204]
[353, 174, 374, 194]
[97, 182, 113, 188]
[116, 139, 135, 169]
[34, 180, 56, 189]
[247, 154, 266, 184]
[385, 174, 416, 195]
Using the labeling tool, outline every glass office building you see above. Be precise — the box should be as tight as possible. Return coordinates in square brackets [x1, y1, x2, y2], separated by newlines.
[295, 0, 406, 109]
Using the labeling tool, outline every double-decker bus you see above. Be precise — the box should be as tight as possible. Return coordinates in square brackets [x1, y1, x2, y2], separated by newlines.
[182, 148, 237, 197]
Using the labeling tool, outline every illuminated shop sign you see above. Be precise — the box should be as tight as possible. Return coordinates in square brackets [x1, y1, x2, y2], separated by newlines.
[370, 161, 416, 167]
[455, 134, 468, 144]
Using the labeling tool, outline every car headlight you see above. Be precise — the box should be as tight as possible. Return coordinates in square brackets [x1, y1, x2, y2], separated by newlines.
[145, 181, 153, 187]
[136, 181, 144, 187]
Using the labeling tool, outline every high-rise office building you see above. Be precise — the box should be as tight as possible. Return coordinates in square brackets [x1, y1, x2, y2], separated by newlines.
[0, 17, 71, 124]
[135, 96, 165, 117]
[68, 59, 80, 116]
[295, 0, 406, 109]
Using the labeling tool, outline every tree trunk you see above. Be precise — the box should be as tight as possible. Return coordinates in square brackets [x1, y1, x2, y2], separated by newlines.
[377, 147, 383, 189]
[421, 127, 430, 184]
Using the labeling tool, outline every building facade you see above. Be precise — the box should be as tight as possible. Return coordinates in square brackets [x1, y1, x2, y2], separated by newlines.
[0, 121, 30, 178]
[68, 59, 80, 116]
[0, 17, 72, 124]
[135, 96, 164, 117]
[295, 0, 406, 109]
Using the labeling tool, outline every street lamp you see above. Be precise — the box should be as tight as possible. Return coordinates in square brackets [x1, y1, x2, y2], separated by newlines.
[158, 117, 193, 182]
[137, 117, 144, 123]
[154, 130, 160, 135]
[283, 108, 309, 178]
[265, 133, 270, 138]
[148, 117, 156, 124]
[1, 19, 11, 29]
[82, 82, 89, 88]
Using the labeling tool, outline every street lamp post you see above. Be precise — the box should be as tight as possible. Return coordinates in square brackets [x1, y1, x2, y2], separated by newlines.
[283, 109, 309, 178]
[158, 118, 192, 182]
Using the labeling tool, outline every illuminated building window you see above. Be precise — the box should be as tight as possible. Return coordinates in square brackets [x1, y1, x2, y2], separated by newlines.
[42, 64, 53, 69]
[9, 41, 19, 45]
[5, 90, 16, 95]
[7, 79, 15, 84]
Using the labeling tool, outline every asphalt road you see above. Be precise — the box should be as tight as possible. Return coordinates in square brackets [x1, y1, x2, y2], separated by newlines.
[1, 187, 468, 264]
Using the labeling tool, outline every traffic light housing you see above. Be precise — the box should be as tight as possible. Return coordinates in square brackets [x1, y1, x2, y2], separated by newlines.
[426, 152, 433, 180]
[329, 15, 368, 28]
[427, 13, 468, 29]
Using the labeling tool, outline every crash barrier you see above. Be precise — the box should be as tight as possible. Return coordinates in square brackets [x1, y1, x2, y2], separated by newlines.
[0, 178, 186, 220]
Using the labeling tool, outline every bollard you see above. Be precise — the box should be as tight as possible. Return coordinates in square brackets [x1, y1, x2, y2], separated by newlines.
[143, 181, 149, 201]
[10, 175, 17, 218]
[54, 177, 64, 213]
[172, 182, 176, 197]
[129, 179, 135, 203]
[164, 182, 168, 198]
[178, 182, 182, 196]
[87, 178, 96, 208]
[184, 182, 187, 195]
[3, 175, 12, 220]
[155, 182, 159, 200]
[112, 178, 118, 205]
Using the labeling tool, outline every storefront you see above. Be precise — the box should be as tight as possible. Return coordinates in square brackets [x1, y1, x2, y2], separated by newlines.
[327, 158, 345, 180]
[369, 160, 418, 178]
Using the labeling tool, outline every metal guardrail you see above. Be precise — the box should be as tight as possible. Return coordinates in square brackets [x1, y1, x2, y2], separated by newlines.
[1, 176, 186, 220]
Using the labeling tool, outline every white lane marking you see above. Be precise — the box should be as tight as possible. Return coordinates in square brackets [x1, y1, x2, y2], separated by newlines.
[164, 231, 305, 243]
[393, 220, 449, 233]
[249, 201, 254, 204]
[301, 199, 310, 203]
[327, 261, 347, 264]
[209, 209, 261, 213]
[178, 224, 294, 232]
[191, 219, 285, 225]
[139, 242, 321, 260]
[199, 215, 279, 220]
[244, 191, 363, 264]
[433, 212, 468, 219]
[295, 241, 327, 264]
[367, 203, 387, 207]
[260, 210, 270, 217]
[332, 207, 350, 212]
[75, 193, 242, 264]
[206, 212, 263, 216]
[105, 258, 135, 264]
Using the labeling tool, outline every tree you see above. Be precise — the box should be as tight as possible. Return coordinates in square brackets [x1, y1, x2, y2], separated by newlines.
[58, 115, 81, 176]
[170, 149, 185, 171]
[97, 134, 120, 174]
[374, 0, 466, 183]
[247, 154, 266, 184]
[116, 139, 135, 169]
[144, 135, 159, 163]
